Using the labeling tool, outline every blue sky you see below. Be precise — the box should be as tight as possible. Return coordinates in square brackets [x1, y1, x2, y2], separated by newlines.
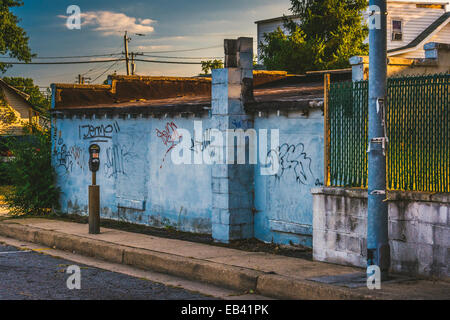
[2, 0, 291, 87]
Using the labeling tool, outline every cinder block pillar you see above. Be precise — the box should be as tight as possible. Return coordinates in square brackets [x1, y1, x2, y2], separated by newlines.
[211, 37, 254, 243]
[349, 56, 369, 81]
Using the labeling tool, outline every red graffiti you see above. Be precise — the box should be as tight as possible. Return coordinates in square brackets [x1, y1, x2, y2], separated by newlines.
[156, 122, 182, 168]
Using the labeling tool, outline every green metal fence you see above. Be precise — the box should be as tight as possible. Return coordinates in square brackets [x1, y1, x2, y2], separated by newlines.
[327, 73, 449, 193]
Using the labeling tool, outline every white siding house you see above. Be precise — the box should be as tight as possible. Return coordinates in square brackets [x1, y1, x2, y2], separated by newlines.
[0, 79, 40, 136]
[255, 0, 450, 62]
[255, 15, 300, 63]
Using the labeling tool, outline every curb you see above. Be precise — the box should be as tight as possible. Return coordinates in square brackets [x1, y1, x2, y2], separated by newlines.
[0, 222, 372, 300]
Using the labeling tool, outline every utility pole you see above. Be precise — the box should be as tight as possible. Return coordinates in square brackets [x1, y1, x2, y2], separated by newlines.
[131, 52, 135, 75]
[123, 32, 145, 76]
[77, 75, 91, 84]
[130, 52, 143, 75]
[367, 0, 390, 280]
[124, 31, 131, 75]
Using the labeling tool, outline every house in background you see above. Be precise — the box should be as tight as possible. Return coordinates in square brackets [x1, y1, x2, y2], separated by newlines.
[255, 15, 301, 64]
[0, 78, 40, 138]
[255, 0, 450, 63]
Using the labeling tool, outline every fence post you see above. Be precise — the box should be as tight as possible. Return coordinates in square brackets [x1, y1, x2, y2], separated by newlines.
[324, 73, 331, 186]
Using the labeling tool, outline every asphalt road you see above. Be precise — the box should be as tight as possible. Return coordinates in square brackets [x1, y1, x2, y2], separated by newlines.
[0, 244, 213, 300]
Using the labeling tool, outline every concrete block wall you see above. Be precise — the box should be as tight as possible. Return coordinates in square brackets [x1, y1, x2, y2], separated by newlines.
[312, 187, 449, 278]
[211, 38, 255, 242]
[52, 37, 326, 247]
[388, 192, 450, 277]
[312, 188, 368, 267]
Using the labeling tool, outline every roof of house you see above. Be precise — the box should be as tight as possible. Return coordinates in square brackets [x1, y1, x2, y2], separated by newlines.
[0, 78, 36, 119]
[51, 71, 351, 117]
[388, 11, 450, 55]
[255, 1, 449, 25]
[254, 15, 298, 25]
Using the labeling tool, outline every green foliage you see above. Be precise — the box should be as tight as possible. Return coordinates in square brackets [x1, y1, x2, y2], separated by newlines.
[200, 59, 224, 75]
[0, 0, 34, 73]
[0, 91, 18, 124]
[1, 124, 59, 215]
[260, 0, 369, 74]
[2, 77, 50, 113]
[0, 158, 12, 185]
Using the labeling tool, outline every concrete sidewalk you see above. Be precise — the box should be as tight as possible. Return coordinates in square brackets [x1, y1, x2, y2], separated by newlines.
[0, 218, 448, 300]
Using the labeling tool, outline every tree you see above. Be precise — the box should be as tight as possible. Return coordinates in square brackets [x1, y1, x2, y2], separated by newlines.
[200, 59, 224, 75]
[260, 0, 368, 74]
[2, 77, 50, 112]
[0, 0, 34, 73]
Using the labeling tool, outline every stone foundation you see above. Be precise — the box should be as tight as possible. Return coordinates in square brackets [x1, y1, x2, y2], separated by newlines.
[312, 187, 449, 278]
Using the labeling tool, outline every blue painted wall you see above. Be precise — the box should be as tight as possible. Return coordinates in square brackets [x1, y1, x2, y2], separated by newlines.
[52, 109, 324, 246]
[253, 110, 324, 247]
[52, 115, 213, 234]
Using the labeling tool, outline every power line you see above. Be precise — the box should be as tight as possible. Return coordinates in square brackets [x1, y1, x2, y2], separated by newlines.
[0, 59, 123, 65]
[82, 43, 125, 76]
[141, 45, 222, 54]
[141, 54, 222, 60]
[92, 61, 121, 83]
[81, 60, 118, 76]
[1, 58, 204, 65]
[134, 59, 202, 65]
[0, 53, 122, 60]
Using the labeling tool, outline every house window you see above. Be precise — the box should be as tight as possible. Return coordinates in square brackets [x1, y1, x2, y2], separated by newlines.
[392, 20, 403, 41]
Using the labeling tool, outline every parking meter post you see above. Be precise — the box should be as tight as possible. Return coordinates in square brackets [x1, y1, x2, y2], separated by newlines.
[88, 144, 101, 234]
[88, 185, 100, 234]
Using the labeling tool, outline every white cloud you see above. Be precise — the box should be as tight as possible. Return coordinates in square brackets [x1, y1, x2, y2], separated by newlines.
[136, 45, 174, 51]
[59, 11, 156, 36]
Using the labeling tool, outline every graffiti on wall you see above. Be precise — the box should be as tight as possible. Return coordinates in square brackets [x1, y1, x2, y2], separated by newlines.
[104, 144, 133, 178]
[55, 140, 73, 172]
[79, 121, 120, 142]
[69, 145, 86, 171]
[54, 133, 86, 173]
[54, 120, 134, 178]
[156, 121, 182, 169]
[266, 143, 317, 186]
[190, 129, 212, 155]
[231, 119, 251, 130]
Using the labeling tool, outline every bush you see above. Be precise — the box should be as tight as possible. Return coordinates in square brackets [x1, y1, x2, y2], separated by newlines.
[0, 160, 12, 185]
[0, 138, 12, 185]
[2, 124, 59, 215]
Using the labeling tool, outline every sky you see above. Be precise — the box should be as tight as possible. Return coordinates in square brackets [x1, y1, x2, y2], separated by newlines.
[2, 0, 292, 87]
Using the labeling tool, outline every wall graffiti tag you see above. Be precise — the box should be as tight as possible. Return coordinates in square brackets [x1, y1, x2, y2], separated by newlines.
[69, 145, 86, 171]
[54, 135, 86, 173]
[104, 144, 132, 178]
[55, 140, 73, 173]
[156, 122, 182, 169]
[190, 129, 212, 154]
[79, 121, 120, 141]
[231, 119, 251, 130]
[266, 143, 315, 186]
